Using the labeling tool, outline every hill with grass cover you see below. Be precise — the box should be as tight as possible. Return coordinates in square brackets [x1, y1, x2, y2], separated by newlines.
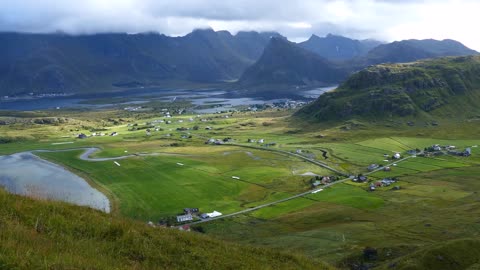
[298, 55, 480, 121]
[0, 189, 332, 270]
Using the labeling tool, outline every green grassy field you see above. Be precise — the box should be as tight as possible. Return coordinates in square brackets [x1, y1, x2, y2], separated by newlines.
[202, 166, 480, 266]
[36, 146, 327, 220]
[3, 107, 480, 268]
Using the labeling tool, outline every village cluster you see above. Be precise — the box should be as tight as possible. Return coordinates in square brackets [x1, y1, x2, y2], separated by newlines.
[310, 175, 339, 187]
[354, 143, 474, 192]
[208, 100, 309, 113]
[175, 208, 223, 223]
[2, 91, 70, 100]
[120, 99, 308, 115]
[419, 144, 472, 157]
[366, 152, 403, 173]
[77, 131, 118, 139]
[146, 208, 223, 231]
[351, 174, 399, 191]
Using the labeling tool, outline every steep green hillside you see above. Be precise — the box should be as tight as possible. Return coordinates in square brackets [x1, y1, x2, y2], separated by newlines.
[298, 55, 480, 121]
[0, 189, 331, 270]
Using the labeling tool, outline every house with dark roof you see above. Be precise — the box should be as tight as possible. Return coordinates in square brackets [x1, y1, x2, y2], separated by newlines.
[381, 178, 397, 186]
[358, 175, 368, 182]
[183, 208, 199, 214]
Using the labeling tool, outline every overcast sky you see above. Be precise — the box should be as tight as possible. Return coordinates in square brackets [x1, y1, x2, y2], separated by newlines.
[0, 0, 479, 50]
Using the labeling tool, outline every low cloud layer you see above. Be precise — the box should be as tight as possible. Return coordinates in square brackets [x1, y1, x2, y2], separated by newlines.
[0, 0, 479, 50]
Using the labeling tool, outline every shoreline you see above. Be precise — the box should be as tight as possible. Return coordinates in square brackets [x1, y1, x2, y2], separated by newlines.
[0, 148, 122, 213]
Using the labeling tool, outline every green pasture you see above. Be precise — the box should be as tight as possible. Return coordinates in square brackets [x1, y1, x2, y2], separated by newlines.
[203, 165, 480, 264]
[5, 106, 480, 266]
[36, 146, 320, 220]
[306, 184, 384, 210]
[324, 143, 386, 162]
[356, 137, 412, 152]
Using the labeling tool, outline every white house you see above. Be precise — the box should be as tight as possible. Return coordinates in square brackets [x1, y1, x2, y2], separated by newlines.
[207, 211, 222, 218]
[176, 214, 193, 223]
[393, 153, 401, 159]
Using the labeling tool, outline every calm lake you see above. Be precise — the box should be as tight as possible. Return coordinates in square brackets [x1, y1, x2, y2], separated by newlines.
[0, 152, 110, 212]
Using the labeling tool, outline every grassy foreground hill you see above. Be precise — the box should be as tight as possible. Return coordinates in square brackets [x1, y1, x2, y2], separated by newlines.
[0, 189, 331, 270]
[298, 55, 480, 121]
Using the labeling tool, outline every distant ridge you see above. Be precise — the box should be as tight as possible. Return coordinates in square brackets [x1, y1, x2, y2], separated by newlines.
[0, 29, 284, 96]
[298, 33, 382, 61]
[361, 39, 479, 65]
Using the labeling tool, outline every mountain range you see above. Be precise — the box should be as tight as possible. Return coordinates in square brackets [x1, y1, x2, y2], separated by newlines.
[0, 29, 478, 96]
[0, 29, 279, 96]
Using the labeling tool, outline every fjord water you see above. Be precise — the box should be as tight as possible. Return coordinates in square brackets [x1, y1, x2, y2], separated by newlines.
[0, 152, 110, 212]
[0, 86, 336, 111]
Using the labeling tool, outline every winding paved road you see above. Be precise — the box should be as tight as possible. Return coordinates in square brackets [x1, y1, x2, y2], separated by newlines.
[225, 143, 349, 177]
[32, 147, 160, 161]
